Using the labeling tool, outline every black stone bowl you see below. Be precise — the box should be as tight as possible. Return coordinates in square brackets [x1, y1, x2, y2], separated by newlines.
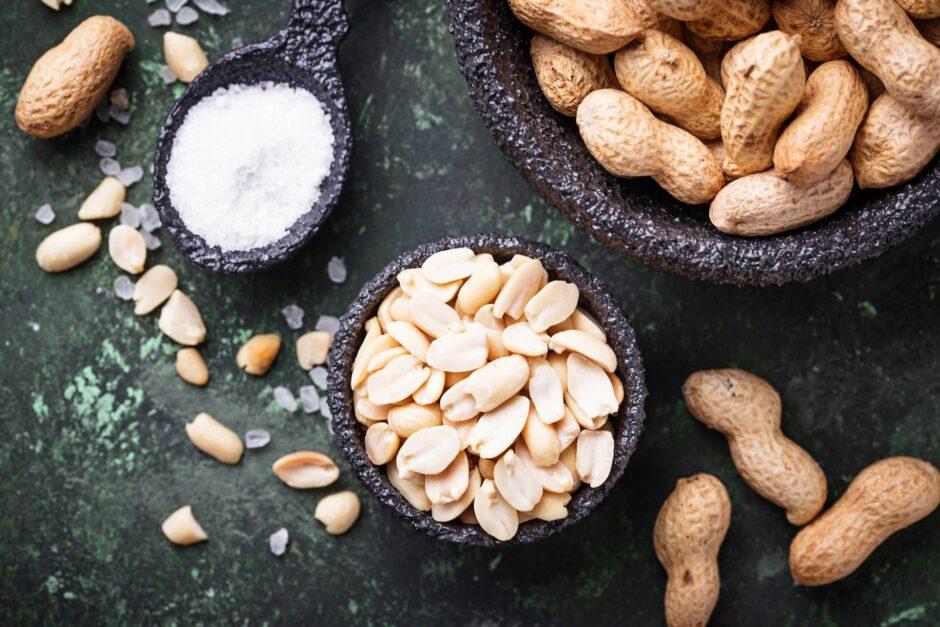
[152, 0, 352, 273]
[327, 234, 647, 546]
[445, 0, 940, 286]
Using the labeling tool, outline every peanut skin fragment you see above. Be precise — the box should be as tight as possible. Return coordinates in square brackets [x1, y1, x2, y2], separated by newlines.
[790, 457, 940, 586]
[683, 369, 827, 525]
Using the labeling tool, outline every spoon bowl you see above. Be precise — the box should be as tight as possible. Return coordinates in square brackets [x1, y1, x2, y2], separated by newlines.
[152, 0, 352, 273]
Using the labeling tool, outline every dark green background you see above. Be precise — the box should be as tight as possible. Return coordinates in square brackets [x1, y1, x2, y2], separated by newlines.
[1, 1, 937, 625]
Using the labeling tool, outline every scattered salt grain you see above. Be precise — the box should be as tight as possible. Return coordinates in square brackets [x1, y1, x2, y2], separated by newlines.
[141, 230, 162, 251]
[309, 366, 328, 390]
[165, 82, 335, 252]
[194, 0, 230, 15]
[166, 0, 188, 11]
[114, 275, 135, 300]
[300, 386, 320, 414]
[176, 7, 199, 25]
[95, 100, 110, 123]
[327, 257, 347, 283]
[269, 528, 289, 556]
[117, 165, 144, 187]
[320, 398, 332, 420]
[230, 37, 244, 49]
[245, 429, 270, 449]
[110, 88, 129, 110]
[148, 8, 172, 26]
[139, 204, 162, 232]
[95, 140, 117, 158]
[34, 203, 55, 225]
[315, 315, 340, 336]
[100, 158, 121, 176]
[281, 304, 304, 330]
[109, 105, 131, 125]
[159, 65, 178, 84]
[119, 203, 141, 228]
[28, 321, 40, 332]
[273, 386, 297, 412]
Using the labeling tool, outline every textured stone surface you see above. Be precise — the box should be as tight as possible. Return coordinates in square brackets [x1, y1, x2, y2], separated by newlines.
[328, 233, 646, 545]
[0, 1, 938, 625]
[152, 0, 351, 273]
[446, 0, 940, 286]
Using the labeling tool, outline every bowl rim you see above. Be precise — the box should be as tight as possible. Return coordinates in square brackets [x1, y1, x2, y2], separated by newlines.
[445, 0, 940, 286]
[326, 233, 647, 546]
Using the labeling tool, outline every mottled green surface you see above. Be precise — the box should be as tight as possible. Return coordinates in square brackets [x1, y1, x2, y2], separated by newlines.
[1, 1, 938, 625]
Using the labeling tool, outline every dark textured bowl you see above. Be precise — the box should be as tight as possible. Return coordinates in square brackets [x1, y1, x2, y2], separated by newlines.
[327, 234, 647, 546]
[445, 0, 940, 286]
[152, 0, 352, 273]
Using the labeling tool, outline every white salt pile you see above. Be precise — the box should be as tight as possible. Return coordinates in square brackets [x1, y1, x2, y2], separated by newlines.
[166, 82, 334, 252]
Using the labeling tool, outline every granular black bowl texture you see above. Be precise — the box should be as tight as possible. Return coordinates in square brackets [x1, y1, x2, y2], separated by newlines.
[152, 0, 351, 273]
[445, 0, 940, 286]
[327, 234, 647, 546]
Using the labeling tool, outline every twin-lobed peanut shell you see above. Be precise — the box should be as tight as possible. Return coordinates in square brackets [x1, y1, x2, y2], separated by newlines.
[648, 0, 771, 40]
[507, 0, 656, 54]
[773, 0, 847, 61]
[530, 34, 616, 117]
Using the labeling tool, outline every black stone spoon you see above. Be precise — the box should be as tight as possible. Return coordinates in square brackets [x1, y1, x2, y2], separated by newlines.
[152, 0, 351, 273]
[327, 234, 648, 546]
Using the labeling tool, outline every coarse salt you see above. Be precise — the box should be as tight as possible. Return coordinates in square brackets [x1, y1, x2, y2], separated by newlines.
[166, 82, 334, 252]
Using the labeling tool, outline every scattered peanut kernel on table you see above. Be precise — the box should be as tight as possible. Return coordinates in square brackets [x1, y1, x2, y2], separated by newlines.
[351, 247, 623, 541]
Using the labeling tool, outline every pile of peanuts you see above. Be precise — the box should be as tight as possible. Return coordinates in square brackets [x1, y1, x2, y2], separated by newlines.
[511, 0, 940, 237]
[350, 247, 624, 541]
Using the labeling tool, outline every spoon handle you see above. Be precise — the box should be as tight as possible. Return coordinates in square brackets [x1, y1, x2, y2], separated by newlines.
[282, 0, 348, 69]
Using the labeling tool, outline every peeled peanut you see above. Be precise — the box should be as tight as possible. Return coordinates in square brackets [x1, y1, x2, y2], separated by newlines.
[272, 451, 340, 489]
[577, 89, 724, 205]
[774, 61, 869, 188]
[530, 34, 616, 117]
[851, 93, 940, 189]
[108, 225, 146, 274]
[720, 31, 805, 178]
[521, 406, 562, 467]
[654, 474, 731, 627]
[710, 160, 854, 237]
[463, 354, 529, 412]
[790, 457, 940, 585]
[507, 0, 656, 55]
[387, 458, 432, 511]
[16, 16, 135, 137]
[648, 0, 771, 40]
[296, 331, 331, 369]
[185, 413, 243, 464]
[457, 255, 502, 315]
[163, 32, 209, 84]
[835, 0, 940, 118]
[773, 0, 847, 61]
[78, 177, 125, 220]
[161, 505, 207, 546]
[236, 334, 281, 376]
[35, 223, 102, 273]
[614, 30, 724, 140]
[176, 348, 209, 386]
[683, 369, 827, 525]
[315, 491, 361, 535]
[133, 265, 177, 315]
[158, 290, 206, 346]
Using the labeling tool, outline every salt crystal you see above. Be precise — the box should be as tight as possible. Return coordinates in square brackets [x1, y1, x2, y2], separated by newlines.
[28, 321, 40, 332]
[315, 315, 340, 336]
[166, 0, 188, 11]
[100, 157, 121, 176]
[176, 6, 199, 24]
[327, 257, 347, 283]
[231, 37, 244, 50]
[110, 88, 130, 110]
[141, 230, 162, 251]
[117, 165, 144, 187]
[194, 0, 230, 15]
[159, 65, 178, 84]
[269, 528, 288, 556]
[309, 366, 328, 390]
[281, 304, 304, 330]
[95, 100, 110, 123]
[139, 204, 162, 232]
[148, 8, 172, 26]
[245, 429, 270, 449]
[114, 275, 135, 300]
[320, 398, 332, 420]
[273, 386, 297, 412]
[94, 140, 117, 158]
[300, 386, 320, 414]
[119, 203, 141, 228]
[34, 203, 55, 225]
[109, 106, 131, 125]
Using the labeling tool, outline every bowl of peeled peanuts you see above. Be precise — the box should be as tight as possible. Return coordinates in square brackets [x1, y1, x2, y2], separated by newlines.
[446, 0, 940, 286]
[326, 234, 647, 545]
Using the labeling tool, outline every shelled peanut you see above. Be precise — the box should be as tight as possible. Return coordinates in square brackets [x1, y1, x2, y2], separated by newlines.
[350, 247, 624, 542]
[510, 0, 940, 238]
